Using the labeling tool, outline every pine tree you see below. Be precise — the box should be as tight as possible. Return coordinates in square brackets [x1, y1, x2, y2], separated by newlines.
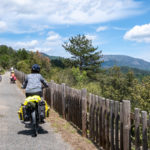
[62, 34, 103, 75]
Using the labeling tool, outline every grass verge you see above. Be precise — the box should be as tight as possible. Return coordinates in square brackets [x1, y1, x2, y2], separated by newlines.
[47, 109, 97, 150]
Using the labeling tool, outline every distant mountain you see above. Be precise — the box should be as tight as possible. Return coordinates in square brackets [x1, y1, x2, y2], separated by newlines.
[41, 53, 61, 60]
[42, 53, 150, 71]
[102, 55, 150, 71]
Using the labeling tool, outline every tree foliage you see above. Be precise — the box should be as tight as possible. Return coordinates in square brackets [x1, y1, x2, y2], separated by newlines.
[0, 45, 51, 78]
[71, 67, 87, 83]
[62, 34, 103, 76]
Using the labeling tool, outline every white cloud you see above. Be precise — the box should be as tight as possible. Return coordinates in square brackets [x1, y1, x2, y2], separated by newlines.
[113, 26, 127, 31]
[47, 31, 61, 41]
[124, 23, 150, 43]
[0, 0, 142, 33]
[96, 26, 108, 32]
[0, 21, 7, 31]
[3, 31, 64, 55]
[14, 40, 38, 49]
[11, 0, 30, 5]
[85, 34, 97, 41]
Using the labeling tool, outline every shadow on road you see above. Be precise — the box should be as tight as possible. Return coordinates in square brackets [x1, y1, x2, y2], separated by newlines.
[18, 124, 48, 136]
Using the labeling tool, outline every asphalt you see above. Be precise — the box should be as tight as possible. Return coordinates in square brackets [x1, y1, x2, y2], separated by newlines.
[0, 72, 72, 150]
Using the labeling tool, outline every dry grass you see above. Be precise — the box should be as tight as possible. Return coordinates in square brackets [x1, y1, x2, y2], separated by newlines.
[16, 80, 25, 94]
[47, 109, 98, 150]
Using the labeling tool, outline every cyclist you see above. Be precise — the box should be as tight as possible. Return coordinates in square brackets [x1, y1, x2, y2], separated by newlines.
[22, 64, 48, 97]
[22, 64, 49, 136]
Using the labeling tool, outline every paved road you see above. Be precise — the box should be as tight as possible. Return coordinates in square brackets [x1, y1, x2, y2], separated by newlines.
[0, 72, 72, 150]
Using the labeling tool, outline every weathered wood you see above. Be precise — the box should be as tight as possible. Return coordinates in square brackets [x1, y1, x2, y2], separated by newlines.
[50, 80, 54, 108]
[102, 98, 106, 148]
[123, 100, 131, 150]
[120, 102, 123, 150]
[72, 89, 75, 123]
[99, 97, 103, 146]
[55, 83, 57, 110]
[59, 85, 63, 115]
[135, 108, 140, 150]
[93, 95, 97, 142]
[91, 94, 95, 140]
[71, 88, 74, 122]
[89, 93, 93, 139]
[68, 88, 71, 121]
[75, 90, 78, 126]
[87, 93, 91, 138]
[48, 83, 51, 106]
[115, 101, 119, 150]
[78, 90, 82, 129]
[95, 95, 99, 144]
[81, 88, 87, 137]
[65, 86, 69, 120]
[110, 100, 115, 150]
[69, 88, 71, 121]
[59, 84, 62, 115]
[106, 99, 110, 150]
[142, 111, 148, 150]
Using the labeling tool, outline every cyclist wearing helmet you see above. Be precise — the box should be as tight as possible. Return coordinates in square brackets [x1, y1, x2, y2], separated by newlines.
[10, 70, 16, 83]
[22, 64, 48, 97]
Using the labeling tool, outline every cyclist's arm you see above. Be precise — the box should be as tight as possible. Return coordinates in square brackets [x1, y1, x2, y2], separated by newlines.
[40, 75, 48, 88]
[22, 77, 28, 89]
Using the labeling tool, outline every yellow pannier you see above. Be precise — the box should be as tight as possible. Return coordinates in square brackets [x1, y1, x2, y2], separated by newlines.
[18, 95, 50, 121]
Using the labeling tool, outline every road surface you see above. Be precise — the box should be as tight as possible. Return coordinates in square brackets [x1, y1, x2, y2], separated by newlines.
[0, 72, 72, 150]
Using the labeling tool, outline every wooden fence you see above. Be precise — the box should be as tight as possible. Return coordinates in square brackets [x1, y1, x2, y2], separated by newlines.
[15, 70, 150, 150]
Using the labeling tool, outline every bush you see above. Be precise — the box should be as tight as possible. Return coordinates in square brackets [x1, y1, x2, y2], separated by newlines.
[16, 60, 30, 74]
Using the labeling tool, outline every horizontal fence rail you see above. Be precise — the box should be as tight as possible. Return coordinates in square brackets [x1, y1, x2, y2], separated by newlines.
[15, 70, 150, 150]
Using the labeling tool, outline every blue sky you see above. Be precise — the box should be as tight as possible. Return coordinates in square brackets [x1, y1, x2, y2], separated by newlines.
[0, 0, 150, 61]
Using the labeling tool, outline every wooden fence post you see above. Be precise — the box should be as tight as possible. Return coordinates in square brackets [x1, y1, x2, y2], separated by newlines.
[89, 93, 93, 139]
[61, 83, 66, 119]
[50, 80, 54, 108]
[47, 82, 51, 105]
[95, 95, 99, 144]
[81, 88, 87, 137]
[142, 111, 148, 150]
[115, 101, 119, 150]
[110, 100, 115, 150]
[135, 108, 140, 150]
[123, 100, 131, 150]
[102, 98, 106, 148]
[106, 99, 110, 150]
[120, 102, 123, 150]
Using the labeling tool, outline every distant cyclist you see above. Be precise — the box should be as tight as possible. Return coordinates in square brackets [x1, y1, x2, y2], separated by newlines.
[10, 70, 16, 83]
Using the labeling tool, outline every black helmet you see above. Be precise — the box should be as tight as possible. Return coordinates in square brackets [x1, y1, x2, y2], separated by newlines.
[31, 64, 40, 73]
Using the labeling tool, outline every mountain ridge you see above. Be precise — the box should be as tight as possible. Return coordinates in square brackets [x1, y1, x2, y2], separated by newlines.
[102, 55, 150, 71]
[42, 53, 150, 71]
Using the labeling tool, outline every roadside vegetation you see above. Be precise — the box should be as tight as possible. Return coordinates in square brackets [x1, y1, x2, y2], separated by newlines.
[0, 34, 150, 112]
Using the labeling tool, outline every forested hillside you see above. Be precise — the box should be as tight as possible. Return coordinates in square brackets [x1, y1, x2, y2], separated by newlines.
[42, 54, 150, 80]
[0, 36, 150, 112]
[0, 45, 51, 78]
[102, 55, 150, 71]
